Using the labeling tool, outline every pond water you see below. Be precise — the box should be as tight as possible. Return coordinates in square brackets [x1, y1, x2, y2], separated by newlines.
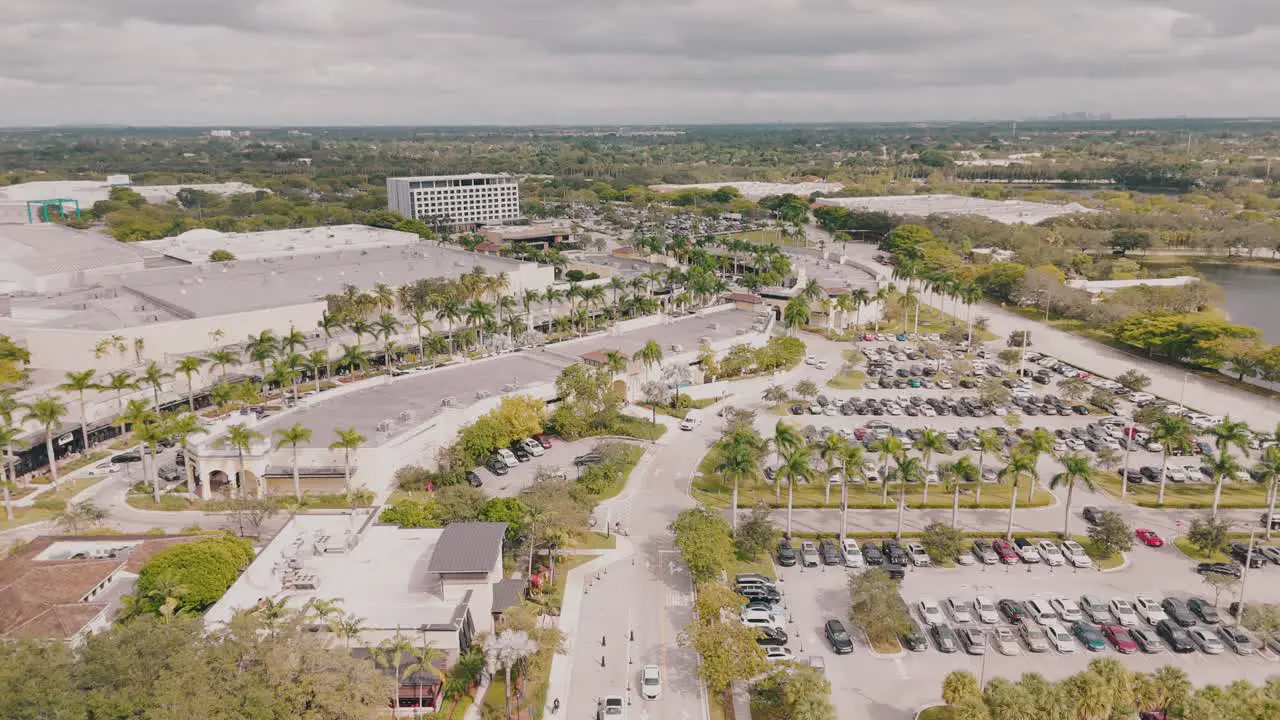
[1192, 263, 1280, 342]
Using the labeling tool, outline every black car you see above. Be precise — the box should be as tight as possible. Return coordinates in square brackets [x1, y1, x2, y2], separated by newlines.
[930, 624, 959, 653]
[788, 404, 806, 415]
[1161, 598, 1197, 627]
[900, 620, 928, 652]
[883, 564, 906, 581]
[1197, 562, 1243, 578]
[465, 470, 483, 488]
[998, 599, 1028, 623]
[573, 452, 604, 467]
[1082, 507, 1105, 525]
[776, 540, 798, 567]
[882, 540, 909, 567]
[1229, 543, 1267, 568]
[1072, 405, 1090, 415]
[755, 627, 789, 648]
[862, 543, 884, 566]
[1156, 619, 1196, 653]
[1140, 466, 1160, 481]
[1188, 597, 1221, 624]
[738, 585, 783, 603]
[509, 442, 531, 462]
[819, 539, 841, 566]
[111, 451, 142, 464]
[487, 456, 509, 475]
[825, 619, 854, 654]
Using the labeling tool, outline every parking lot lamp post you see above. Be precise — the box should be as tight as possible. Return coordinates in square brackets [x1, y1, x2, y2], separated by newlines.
[1237, 526, 1258, 625]
[1119, 432, 1133, 498]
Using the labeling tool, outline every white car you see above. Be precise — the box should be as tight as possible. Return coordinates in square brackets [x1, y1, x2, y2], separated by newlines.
[522, 438, 545, 457]
[1060, 540, 1093, 569]
[937, 380, 953, 389]
[805, 356, 818, 366]
[921, 405, 937, 417]
[1133, 595, 1168, 625]
[946, 597, 973, 623]
[496, 448, 519, 468]
[598, 696, 625, 719]
[992, 626, 1020, 655]
[1037, 541, 1065, 566]
[1110, 598, 1139, 627]
[906, 543, 932, 567]
[841, 539, 864, 568]
[640, 665, 661, 699]
[974, 596, 999, 624]
[1043, 622, 1077, 653]
[740, 613, 784, 632]
[1050, 597, 1083, 623]
[918, 598, 945, 626]
[1015, 542, 1042, 563]
[764, 646, 795, 662]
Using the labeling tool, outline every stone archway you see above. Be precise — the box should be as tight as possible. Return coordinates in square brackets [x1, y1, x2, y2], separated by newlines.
[235, 469, 266, 497]
[610, 378, 627, 400]
[208, 469, 233, 497]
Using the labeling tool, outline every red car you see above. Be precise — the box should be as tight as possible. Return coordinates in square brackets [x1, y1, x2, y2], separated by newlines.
[1102, 624, 1139, 653]
[531, 434, 553, 450]
[992, 538, 1019, 564]
[1135, 529, 1164, 547]
[863, 334, 876, 341]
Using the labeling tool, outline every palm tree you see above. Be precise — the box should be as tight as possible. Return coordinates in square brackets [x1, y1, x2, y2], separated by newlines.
[1050, 454, 1097, 538]
[330, 612, 367, 649]
[139, 361, 171, 410]
[941, 457, 979, 526]
[407, 306, 432, 355]
[770, 420, 803, 500]
[916, 429, 950, 504]
[374, 312, 400, 343]
[58, 369, 96, 453]
[817, 434, 847, 505]
[958, 283, 983, 343]
[280, 327, 308, 356]
[347, 318, 373, 348]
[777, 444, 813, 536]
[1151, 415, 1192, 506]
[337, 344, 368, 376]
[889, 455, 925, 539]
[464, 300, 495, 348]
[850, 288, 872, 330]
[1208, 417, 1251, 460]
[171, 356, 205, 412]
[974, 429, 1002, 505]
[839, 443, 866, 539]
[484, 630, 539, 720]
[0, 425, 18, 520]
[632, 340, 664, 382]
[782, 296, 809, 336]
[1254, 447, 1280, 540]
[245, 330, 279, 374]
[103, 370, 137, 414]
[275, 423, 313, 502]
[873, 435, 906, 505]
[304, 349, 328, 393]
[168, 413, 205, 496]
[134, 415, 169, 504]
[24, 397, 68, 487]
[999, 452, 1038, 539]
[317, 311, 345, 341]
[381, 340, 400, 373]
[216, 423, 265, 498]
[206, 349, 239, 383]
[1017, 428, 1054, 502]
[401, 641, 448, 709]
[434, 298, 464, 354]
[329, 427, 365, 495]
[1208, 452, 1243, 518]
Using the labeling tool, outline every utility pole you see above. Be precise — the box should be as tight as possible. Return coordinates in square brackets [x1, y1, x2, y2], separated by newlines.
[1237, 526, 1258, 624]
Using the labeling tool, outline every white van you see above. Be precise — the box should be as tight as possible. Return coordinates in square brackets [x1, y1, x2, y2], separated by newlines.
[1026, 598, 1059, 626]
[680, 409, 702, 431]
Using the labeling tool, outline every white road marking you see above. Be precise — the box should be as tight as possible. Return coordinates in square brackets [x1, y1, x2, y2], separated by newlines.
[666, 591, 692, 607]
[893, 657, 910, 679]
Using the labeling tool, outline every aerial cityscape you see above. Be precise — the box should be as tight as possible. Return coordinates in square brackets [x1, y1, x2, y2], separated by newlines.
[4, 5, 1280, 720]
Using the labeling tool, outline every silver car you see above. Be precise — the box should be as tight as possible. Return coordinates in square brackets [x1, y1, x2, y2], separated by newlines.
[1218, 626, 1256, 655]
[1189, 627, 1225, 655]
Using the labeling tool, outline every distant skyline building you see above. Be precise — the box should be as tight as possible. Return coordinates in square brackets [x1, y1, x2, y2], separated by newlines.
[386, 173, 520, 228]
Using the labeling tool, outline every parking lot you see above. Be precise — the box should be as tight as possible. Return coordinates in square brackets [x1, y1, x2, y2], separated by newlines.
[761, 539, 1280, 719]
[476, 436, 601, 497]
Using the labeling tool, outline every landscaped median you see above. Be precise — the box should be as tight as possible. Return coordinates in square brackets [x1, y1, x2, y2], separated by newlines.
[1093, 468, 1273, 509]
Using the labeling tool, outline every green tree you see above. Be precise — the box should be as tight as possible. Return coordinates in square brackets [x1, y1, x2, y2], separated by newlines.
[329, 426, 365, 495]
[174, 356, 206, 412]
[208, 249, 235, 262]
[756, 664, 836, 720]
[777, 443, 814, 536]
[921, 521, 966, 564]
[632, 339, 664, 381]
[1186, 516, 1231, 558]
[733, 504, 778, 561]
[943, 670, 982, 706]
[916, 429, 950, 505]
[848, 568, 911, 647]
[717, 434, 761, 534]
[670, 507, 735, 584]
[762, 384, 789, 404]
[679, 614, 767, 702]
[1049, 454, 1096, 538]
[53, 500, 107, 534]
[999, 452, 1037, 540]
[783, 296, 810, 335]
[1087, 510, 1132, 558]
[274, 422, 313, 503]
[1254, 446, 1280, 540]
[57, 369, 97, 454]
[794, 378, 819, 400]
[135, 536, 254, 613]
[1151, 415, 1193, 505]
[1207, 452, 1244, 519]
[24, 396, 68, 487]
[1115, 368, 1151, 391]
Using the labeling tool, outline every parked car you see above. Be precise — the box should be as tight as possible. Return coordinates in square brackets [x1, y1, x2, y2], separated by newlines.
[1037, 541, 1066, 566]
[1060, 540, 1093, 568]
[825, 619, 854, 654]
[1110, 599, 1139, 627]
[1196, 562, 1243, 578]
[1188, 627, 1225, 655]
[906, 543, 931, 567]
[1071, 622, 1107, 652]
[1134, 595, 1168, 625]
[900, 620, 928, 652]
[1043, 623, 1077, 653]
[974, 596, 999, 624]
[800, 541, 819, 567]
[918, 598, 945, 626]
[999, 599, 1028, 624]
[487, 456, 510, 475]
[1230, 543, 1267, 568]
[841, 539, 864, 568]
[1082, 506, 1105, 525]
[945, 597, 974, 624]
[1081, 595, 1112, 624]
[532, 434, 553, 449]
[1102, 624, 1139, 653]
[521, 438, 545, 457]
[508, 442, 531, 462]
[930, 624, 959, 654]
[755, 627, 789, 648]
[1050, 597, 1083, 623]
[971, 540, 998, 564]
[1156, 620, 1196, 653]
[1161, 598, 1197, 628]
[776, 540, 797, 567]
[1013, 538, 1042, 563]
[465, 470, 483, 488]
[861, 542, 884, 566]
[991, 626, 1020, 656]
[958, 627, 987, 655]
[1018, 618, 1050, 653]
[1218, 626, 1257, 655]
[1130, 627, 1164, 654]
[1187, 597, 1221, 624]
[992, 539, 1019, 564]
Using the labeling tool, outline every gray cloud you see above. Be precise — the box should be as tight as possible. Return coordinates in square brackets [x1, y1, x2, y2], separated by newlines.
[1, 0, 1279, 125]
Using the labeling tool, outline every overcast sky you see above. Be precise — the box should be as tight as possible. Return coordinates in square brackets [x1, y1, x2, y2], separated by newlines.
[3, 0, 1279, 126]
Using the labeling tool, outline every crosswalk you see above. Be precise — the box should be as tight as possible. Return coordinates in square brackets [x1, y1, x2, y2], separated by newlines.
[666, 591, 693, 607]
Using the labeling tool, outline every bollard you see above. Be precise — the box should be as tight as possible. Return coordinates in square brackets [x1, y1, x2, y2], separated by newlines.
[630, 630, 635, 641]
[601, 656, 606, 667]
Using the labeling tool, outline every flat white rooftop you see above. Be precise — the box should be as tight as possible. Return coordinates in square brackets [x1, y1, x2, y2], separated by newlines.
[648, 181, 845, 200]
[815, 194, 1094, 225]
[135, 225, 423, 264]
[0, 180, 265, 215]
[206, 513, 458, 630]
[390, 173, 516, 182]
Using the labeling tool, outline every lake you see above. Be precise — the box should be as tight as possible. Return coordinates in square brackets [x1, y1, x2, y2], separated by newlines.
[1192, 263, 1280, 342]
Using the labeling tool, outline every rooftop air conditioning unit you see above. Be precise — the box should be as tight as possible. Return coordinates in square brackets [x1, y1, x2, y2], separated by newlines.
[375, 420, 391, 432]
[399, 410, 413, 423]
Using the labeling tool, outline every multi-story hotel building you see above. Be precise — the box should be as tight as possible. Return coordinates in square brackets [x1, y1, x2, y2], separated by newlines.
[386, 173, 521, 228]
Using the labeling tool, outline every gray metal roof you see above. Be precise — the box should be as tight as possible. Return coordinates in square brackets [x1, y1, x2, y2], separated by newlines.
[491, 578, 526, 614]
[427, 522, 507, 574]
